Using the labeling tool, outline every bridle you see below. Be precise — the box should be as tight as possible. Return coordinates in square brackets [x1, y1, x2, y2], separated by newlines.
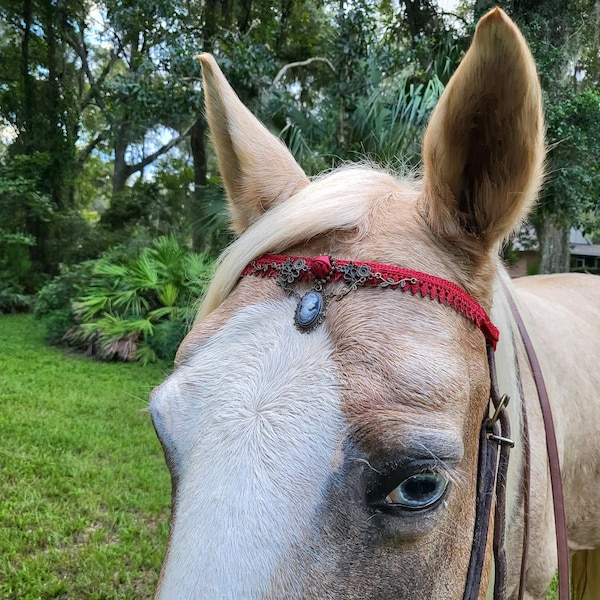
[464, 340, 513, 600]
[242, 253, 569, 599]
[242, 254, 499, 344]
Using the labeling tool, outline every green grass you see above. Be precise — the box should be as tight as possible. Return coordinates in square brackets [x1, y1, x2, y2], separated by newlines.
[0, 314, 171, 599]
[547, 578, 558, 599]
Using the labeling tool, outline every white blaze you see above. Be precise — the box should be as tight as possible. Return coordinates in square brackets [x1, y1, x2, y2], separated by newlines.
[152, 300, 344, 599]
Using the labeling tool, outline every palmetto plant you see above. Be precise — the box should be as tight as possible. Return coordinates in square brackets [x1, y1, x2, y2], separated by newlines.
[0, 285, 31, 313]
[266, 58, 445, 172]
[351, 72, 445, 167]
[70, 236, 213, 364]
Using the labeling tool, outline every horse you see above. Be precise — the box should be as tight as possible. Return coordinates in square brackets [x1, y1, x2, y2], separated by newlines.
[150, 8, 600, 599]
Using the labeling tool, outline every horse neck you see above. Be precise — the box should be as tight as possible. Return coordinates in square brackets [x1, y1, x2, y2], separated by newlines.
[487, 267, 526, 597]
[491, 269, 524, 442]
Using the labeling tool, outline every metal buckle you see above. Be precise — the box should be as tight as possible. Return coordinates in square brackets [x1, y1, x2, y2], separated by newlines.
[487, 433, 515, 448]
[488, 394, 510, 429]
[486, 394, 514, 447]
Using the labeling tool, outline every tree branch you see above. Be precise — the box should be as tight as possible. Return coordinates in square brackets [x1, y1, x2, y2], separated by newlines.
[123, 123, 195, 179]
[439, 10, 470, 29]
[271, 57, 336, 88]
[67, 30, 117, 116]
[76, 131, 108, 169]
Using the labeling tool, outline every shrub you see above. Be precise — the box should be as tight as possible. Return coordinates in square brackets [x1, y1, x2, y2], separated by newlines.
[34, 263, 94, 343]
[0, 283, 31, 313]
[66, 236, 212, 364]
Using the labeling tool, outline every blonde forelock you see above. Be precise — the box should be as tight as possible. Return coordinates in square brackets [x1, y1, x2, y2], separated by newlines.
[197, 166, 402, 321]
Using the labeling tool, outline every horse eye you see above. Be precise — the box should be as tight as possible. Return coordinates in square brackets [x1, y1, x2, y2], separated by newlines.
[384, 472, 448, 510]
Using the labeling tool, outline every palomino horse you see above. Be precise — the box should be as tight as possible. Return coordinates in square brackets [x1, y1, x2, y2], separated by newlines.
[150, 8, 600, 599]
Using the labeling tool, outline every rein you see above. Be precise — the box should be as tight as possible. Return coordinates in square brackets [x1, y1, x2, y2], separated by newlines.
[241, 253, 567, 600]
[505, 292, 570, 600]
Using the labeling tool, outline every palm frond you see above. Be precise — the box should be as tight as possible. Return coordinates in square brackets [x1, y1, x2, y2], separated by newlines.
[147, 305, 179, 321]
[0, 286, 31, 312]
[156, 283, 179, 307]
[352, 72, 444, 165]
[129, 252, 159, 290]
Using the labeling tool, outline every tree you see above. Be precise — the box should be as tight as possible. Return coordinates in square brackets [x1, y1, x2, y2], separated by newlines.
[9, 0, 574, 290]
[0, 0, 87, 281]
[67, 0, 203, 194]
[262, 0, 464, 173]
[476, 0, 600, 273]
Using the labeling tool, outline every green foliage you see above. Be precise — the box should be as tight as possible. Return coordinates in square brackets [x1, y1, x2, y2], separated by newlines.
[1, 0, 596, 282]
[74, 154, 112, 215]
[190, 181, 233, 255]
[351, 71, 445, 167]
[485, 0, 600, 271]
[0, 151, 98, 289]
[279, 61, 444, 169]
[34, 264, 94, 344]
[540, 86, 600, 226]
[217, 30, 280, 106]
[260, 0, 455, 172]
[0, 154, 53, 290]
[0, 285, 31, 313]
[0, 0, 467, 287]
[526, 261, 540, 277]
[579, 210, 600, 243]
[97, 157, 199, 253]
[0, 0, 84, 279]
[68, 236, 212, 364]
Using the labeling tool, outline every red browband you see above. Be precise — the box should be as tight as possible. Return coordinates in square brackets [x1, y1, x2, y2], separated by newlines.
[242, 254, 499, 349]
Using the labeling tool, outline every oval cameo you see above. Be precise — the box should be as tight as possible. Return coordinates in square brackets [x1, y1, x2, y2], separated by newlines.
[295, 291, 324, 331]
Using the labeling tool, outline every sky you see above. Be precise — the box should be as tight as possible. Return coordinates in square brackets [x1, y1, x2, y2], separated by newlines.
[438, 0, 460, 10]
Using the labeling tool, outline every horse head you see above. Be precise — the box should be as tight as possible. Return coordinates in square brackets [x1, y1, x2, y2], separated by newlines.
[151, 8, 544, 598]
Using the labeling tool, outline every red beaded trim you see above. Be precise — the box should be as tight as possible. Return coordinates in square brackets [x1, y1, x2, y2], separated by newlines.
[242, 254, 499, 349]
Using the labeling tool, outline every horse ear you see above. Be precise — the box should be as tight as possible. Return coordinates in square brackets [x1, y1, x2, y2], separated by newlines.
[198, 54, 310, 235]
[421, 8, 544, 252]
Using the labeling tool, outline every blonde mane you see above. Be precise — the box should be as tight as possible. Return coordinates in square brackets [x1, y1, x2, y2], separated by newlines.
[197, 166, 410, 321]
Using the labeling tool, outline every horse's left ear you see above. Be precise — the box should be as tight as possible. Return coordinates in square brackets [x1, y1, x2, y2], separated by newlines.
[421, 8, 545, 252]
[198, 54, 310, 235]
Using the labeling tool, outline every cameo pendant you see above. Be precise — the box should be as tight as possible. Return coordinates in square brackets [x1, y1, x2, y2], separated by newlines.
[294, 290, 327, 333]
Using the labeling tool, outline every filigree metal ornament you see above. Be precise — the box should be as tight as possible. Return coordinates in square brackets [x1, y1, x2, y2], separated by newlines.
[244, 255, 422, 333]
[246, 256, 336, 332]
[241, 254, 499, 346]
[279, 258, 309, 285]
[276, 257, 332, 332]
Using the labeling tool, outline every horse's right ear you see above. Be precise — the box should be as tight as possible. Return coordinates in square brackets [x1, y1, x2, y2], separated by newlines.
[198, 54, 310, 235]
[421, 8, 544, 254]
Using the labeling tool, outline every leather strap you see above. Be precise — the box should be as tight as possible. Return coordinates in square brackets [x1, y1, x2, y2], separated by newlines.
[464, 342, 513, 600]
[488, 342, 512, 600]
[491, 400, 511, 599]
[505, 291, 570, 599]
[464, 413, 502, 600]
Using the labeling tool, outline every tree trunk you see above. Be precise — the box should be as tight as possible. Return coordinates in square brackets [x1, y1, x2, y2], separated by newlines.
[187, 0, 219, 250]
[403, 0, 438, 39]
[189, 117, 208, 250]
[112, 123, 131, 193]
[537, 219, 570, 274]
[20, 0, 34, 150]
[204, 0, 219, 53]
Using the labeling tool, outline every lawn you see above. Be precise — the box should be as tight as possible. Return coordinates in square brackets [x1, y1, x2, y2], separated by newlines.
[0, 314, 171, 599]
